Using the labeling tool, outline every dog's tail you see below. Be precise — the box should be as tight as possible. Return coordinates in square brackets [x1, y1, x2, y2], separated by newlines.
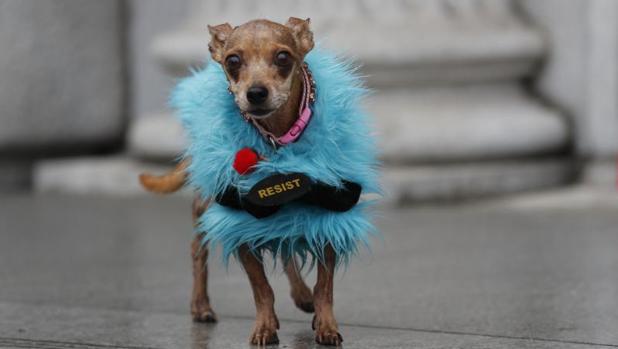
[139, 159, 189, 194]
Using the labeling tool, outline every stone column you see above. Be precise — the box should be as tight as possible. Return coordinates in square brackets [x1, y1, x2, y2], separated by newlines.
[522, 0, 618, 159]
[0, 0, 127, 189]
[129, 0, 573, 203]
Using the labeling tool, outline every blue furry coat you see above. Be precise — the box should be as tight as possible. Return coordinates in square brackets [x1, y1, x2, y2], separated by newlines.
[172, 49, 380, 265]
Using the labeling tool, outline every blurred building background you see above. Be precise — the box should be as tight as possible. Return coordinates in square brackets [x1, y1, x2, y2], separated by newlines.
[0, 0, 616, 204]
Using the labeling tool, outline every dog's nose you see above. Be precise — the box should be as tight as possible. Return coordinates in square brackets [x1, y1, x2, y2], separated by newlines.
[246, 86, 269, 105]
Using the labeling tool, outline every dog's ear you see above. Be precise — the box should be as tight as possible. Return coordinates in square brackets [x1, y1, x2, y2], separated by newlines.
[207, 23, 233, 63]
[286, 17, 314, 58]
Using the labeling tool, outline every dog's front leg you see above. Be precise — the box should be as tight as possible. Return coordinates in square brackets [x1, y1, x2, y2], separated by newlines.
[190, 197, 217, 322]
[313, 245, 343, 346]
[239, 245, 280, 345]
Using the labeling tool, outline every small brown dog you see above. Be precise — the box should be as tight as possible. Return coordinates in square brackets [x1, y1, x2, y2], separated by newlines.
[140, 18, 344, 346]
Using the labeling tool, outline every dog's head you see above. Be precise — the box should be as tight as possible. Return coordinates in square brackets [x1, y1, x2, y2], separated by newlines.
[208, 18, 314, 119]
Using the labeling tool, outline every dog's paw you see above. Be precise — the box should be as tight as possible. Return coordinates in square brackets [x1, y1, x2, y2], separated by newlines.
[249, 321, 279, 346]
[192, 309, 218, 323]
[296, 300, 315, 313]
[250, 314, 279, 346]
[191, 302, 218, 323]
[291, 283, 314, 313]
[315, 329, 343, 346]
[313, 315, 343, 346]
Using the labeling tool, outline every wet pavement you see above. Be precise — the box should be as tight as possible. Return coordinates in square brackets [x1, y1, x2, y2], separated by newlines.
[1, 192, 618, 348]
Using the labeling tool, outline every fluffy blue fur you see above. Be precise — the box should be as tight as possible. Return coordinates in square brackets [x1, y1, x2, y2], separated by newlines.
[172, 48, 380, 267]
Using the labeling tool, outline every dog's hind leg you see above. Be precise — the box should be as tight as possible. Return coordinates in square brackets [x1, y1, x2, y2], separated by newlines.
[283, 256, 314, 313]
[190, 196, 217, 323]
[239, 245, 280, 345]
[312, 245, 343, 346]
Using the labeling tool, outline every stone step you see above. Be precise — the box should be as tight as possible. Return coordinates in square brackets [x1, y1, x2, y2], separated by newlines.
[128, 83, 569, 164]
[32, 155, 575, 204]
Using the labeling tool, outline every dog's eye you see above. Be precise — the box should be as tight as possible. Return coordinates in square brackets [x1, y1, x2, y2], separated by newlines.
[274, 51, 291, 67]
[225, 55, 241, 70]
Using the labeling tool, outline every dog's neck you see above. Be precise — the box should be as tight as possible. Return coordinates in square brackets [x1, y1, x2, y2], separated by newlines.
[256, 67, 303, 138]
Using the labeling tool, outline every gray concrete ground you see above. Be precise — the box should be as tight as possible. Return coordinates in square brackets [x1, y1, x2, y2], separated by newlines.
[1, 188, 618, 348]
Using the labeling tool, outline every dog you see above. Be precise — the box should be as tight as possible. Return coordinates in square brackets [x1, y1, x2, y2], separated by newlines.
[140, 17, 377, 346]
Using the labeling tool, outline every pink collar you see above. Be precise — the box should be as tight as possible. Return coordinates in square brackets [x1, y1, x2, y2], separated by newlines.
[241, 63, 315, 149]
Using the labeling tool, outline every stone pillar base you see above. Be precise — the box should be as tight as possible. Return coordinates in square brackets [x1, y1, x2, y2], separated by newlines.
[383, 159, 576, 205]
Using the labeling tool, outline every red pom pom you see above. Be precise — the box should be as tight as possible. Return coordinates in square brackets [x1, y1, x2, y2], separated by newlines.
[233, 147, 260, 175]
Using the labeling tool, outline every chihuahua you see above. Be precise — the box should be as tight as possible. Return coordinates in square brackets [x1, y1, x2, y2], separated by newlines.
[140, 18, 344, 346]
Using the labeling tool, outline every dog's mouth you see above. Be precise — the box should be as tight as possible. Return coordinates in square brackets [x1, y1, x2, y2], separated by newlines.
[246, 108, 275, 118]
